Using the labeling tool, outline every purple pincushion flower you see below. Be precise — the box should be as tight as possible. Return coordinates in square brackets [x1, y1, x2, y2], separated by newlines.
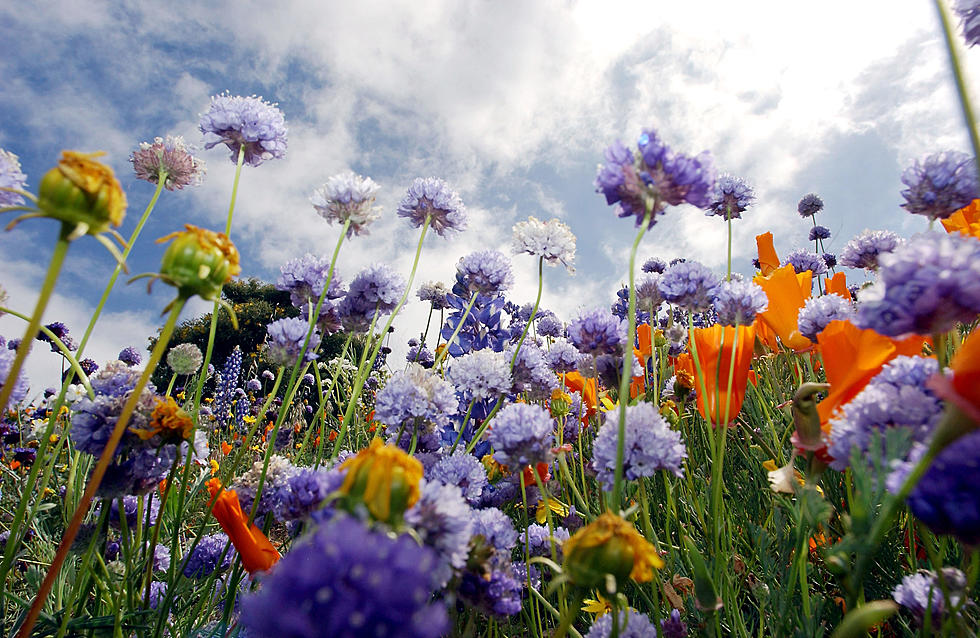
[893, 568, 967, 626]
[472, 507, 518, 552]
[397, 177, 467, 236]
[783, 249, 828, 276]
[264, 317, 320, 368]
[107, 494, 160, 529]
[338, 264, 406, 332]
[511, 216, 576, 272]
[508, 342, 559, 400]
[0, 148, 28, 207]
[547, 338, 582, 373]
[117, 347, 142, 366]
[417, 281, 451, 309]
[797, 294, 855, 341]
[199, 93, 287, 167]
[713, 279, 768, 326]
[428, 452, 488, 505]
[448, 349, 512, 401]
[456, 250, 514, 296]
[839, 229, 902, 270]
[797, 193, 824, 218]
[955, 0, 980, 46]
[904, 429, 980, 545]
[405, 480, 474, 587]
[276, 253, 344, 309]
[182, 533, 236, 578]
[586, 609, 658, 638]
[809, 225, 831, 241]
[487, 403, 555, 470]
[374, 363, 457, 433]
[658, 261, 721, 312]
[593, 403, 686, 491]
[900, 151, 980, 220]
[706, 174, 754, 220]
[239, 515, 448, 638]
[130, 135, 206, 190]
[567, 307, 624, 356]
[311, 171, 382, 236]
[536, 313, 564, 338]
[524, 523, 570, 558]
[642, 257, 667, 273]
[458, 556, 524, 617]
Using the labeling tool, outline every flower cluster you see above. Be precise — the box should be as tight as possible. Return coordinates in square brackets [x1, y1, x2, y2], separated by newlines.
[900, 151, 979, 220]
[839, 229, 901, 270]
[511, 216, 577, 272]
[199, 94, 287, 166]
[130, 135, 206, 190]
[487, 403, 555, 470]
[593, 403, 686, 490]
[0, 148, 28, 207]
[658, 261, 720, 312]
[706, 174, 754, 220]
[311, 171, 382, 236]
[396, 177, 467, 236]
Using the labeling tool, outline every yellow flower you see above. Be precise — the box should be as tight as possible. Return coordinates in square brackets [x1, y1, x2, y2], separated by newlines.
[130, 396, 195, 442]
[536, 497, 569, 524]
[481, 454, 508, 481]
[562, 511, 664, 589]
[582, 591, 613, 618]
[339, 438, 423, 524]
[36, 151, 126, 235]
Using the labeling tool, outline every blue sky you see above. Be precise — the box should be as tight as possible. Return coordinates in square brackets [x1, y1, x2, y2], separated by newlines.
[1, 0, 977, 390]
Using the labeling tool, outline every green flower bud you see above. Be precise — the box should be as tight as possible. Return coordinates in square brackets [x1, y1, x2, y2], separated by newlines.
[157, 224, 241, 301]
[36, 151, 126, 235]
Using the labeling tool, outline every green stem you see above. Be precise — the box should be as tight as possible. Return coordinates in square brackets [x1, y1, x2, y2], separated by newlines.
[15, 296, 187, 638]
[509, 257, 545, 365]
[936, 0, 980, 179]
[0, 307, 93, 398]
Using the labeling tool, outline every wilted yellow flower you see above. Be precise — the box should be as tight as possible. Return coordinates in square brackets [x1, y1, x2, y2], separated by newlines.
[563, 511, 664, 589]
[339, 438, 423, 523]
[157, 224, 241, 302]
[34, 151, 126, 238]
[481, 454, 507, 481]
[131, 396, 194, 442]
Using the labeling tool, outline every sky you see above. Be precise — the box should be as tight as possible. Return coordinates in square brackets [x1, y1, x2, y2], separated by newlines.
[1, 0, 978, 394]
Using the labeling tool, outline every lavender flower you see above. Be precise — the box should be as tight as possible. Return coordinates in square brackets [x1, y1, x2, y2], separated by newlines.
[535, 314, 563, 339]
[839, 229, 902, 270]
[246, 378, 261, 392]
[472, 507, 518, 552]
[524, 523, 570, 558]
[234, 455, 297, 520]
[797, 294, 855, 341]
[0, 148, 27, 207]
[635, 274, 664, 312]
[900, 151, 980, 220]
[511, 216, 576, 272]
[706, 174, 754, 220]
[274, 467, 343, 521]
[107, 494, 160, 529]
[547, 338, 582, 373]
[713, 279, 768, 326]
[448, 349, 512, 401]
[182, 533, 236, 578]
[955, 0, 980, 46]
[239, 516, 448, 638]
[428, 452, 488, 505]
[374, 363, 457, 433]
[70, 362, 157, 457]
[508, 342, 559, 399]
[264, 318, 321, 368]
[417, 281, 451, 309]
[567, 307, 625, 356]
[783, 249, 827, 276]
[199, 94, 287, 167]
[488, 403, 555, 470]
[396, 177, 467, 236]
[658, 261, 721, 312]
[458, 556, 524, 617]
[642, 257, 667, 273]
[593, 403, 686, 490]
[338, 264, 406, 332]
[828, 356, 942, 471]
[797, 193, 824, 218]
[660, 609, 688, 638]
[809, 225, 831, 241]
[276, 253, 344, 309]
[586, 609, 658, 638]
[117, 347, 142, 366]
[0, 348, 29, 410]
[166, 343, 203, 375]
[905, 429, 980, 545]
[130, 135, 206, 190]
[310, 171, 382, 236]
[823, 252, 838, 269]
[405, 480, 474, 587]
[893, 568, 966, 625]
[456, 250, 514, 296]
[856, 231, 980, 336]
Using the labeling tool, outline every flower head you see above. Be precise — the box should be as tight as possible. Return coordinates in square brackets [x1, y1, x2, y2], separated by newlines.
[405, 479, 474, 587]
[753, 264, 814, 351]
[276, 253, 344, 309]
[593, 403, 685, 490]
[901, 151, 980, 220]
[797, 193, 824, 218]
[166, 342, 203, 375]
[339, 438, 424, 524]
[130, 135, 206, 190]
[839, 229, 902, 270]
[955, 1, 980, 46]
[338, 264, 406, 332]
[182, 532, 236, 578]
[487, 403, 555, 469]
[0, 348, 29, 410]
[428, 452, 488, 505]
[0, 148, 28, 207]
[157, 224, 240, 302]
[117, 347, 141, 366]
[706, 173, 754, 220]
[263, 317, 320, 367]
[658, 261, 720, 312]
[310, 171, 381, 236]
[199, 94, 287, 166]
[713, 279, 768, 326]
[37, 151, 126, 234]
[567, 307, 625, 356]
[448, 349, 512, 401]
[783, 249, 828, 276]
[397, 177, 467, 236]
[511, 216, 576, 272]
[942, 198, 980, 239]
[585, 609, 658, 638]
[690, 324, 757, 425]
[797, 294, 855, 341]
[905, 429, 980, 544]
[893, 568, 967, 626]
[563, 511, 664, 588]
[642, 257, 667, 273]
[374, 363, 457, 433]
[417, 281, 451, 309]
[809, 225, 831, 241]
[456, 250, 514, 296]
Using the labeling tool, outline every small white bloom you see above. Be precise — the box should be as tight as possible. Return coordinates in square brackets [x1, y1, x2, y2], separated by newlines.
[511, 216, 576, 273]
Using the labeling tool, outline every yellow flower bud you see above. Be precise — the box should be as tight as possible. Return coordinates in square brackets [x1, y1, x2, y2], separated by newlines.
[562, 511, 664, 589]
[338, 438, 423, 524]
[157, 224, 241, 301]
[37, 151, 126, 235]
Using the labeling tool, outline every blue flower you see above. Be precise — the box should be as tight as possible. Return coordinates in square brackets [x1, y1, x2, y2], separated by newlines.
[797, 193, 824, 218]
[130, 135, 206, 190]
[567, 307, 625, 356]
[0, 347, 29, 410]
[783, 249, 827, 276]
[429, 452, 488, 505]
[182, 533, 235, 578]
[106, 494, 159, 529]
[546, 338, 582, 374]
[955, 0, 980, 46]
[713, 279, 768, 326]
[338, 264, 406, 332]
[706, 174, 754, 220]
[240, 516, 448, 638]
[536, 313, 564, 338]
[448, 349, 512, 402]
[374, 363, 457, 433]
[901, 151, 980, 220]
[472, 507, 518, 552]
[488, 403, 555, 469]
[658, 261, 720, 312]
[840, 229, 901, 271]
[586, 609, 658, 638]
[456, 250, 514, 296]
[593, 403, 686, 491]
[524, 523, 570, 558]
[905, 429, 980, 545]
[641, 257, 667, 273]
[797, 294, 855, 341]
[0, 149, 27, 207]
[117, 347, 142, 366]
[276, 253, 345, 310]
[809, 225, 831, 241]
[458, 556, 524, 617]
[265, 318, 321, 368]
[405, 479, 474, 587]
[311, 171, 382, 236]
[397, 177, 467, 236]
[199, 94, 287, 167]
[511, 216, 576, 272]
[508, 342, 558, 400]
[893, 568, 967, 626]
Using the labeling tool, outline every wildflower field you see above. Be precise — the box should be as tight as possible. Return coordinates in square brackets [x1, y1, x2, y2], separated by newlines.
[2, 3, 980, 638]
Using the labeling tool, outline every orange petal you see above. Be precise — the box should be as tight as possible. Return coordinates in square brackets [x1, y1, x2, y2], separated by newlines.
[951, 327, 980, 415]
[824, 272, 849, 299]
[754, 265, 813, 352]
[756, 232, 780, 277]
[689, 324, 756, 426]
[942, 199, 980, 240]
[209, 488, 280, 574]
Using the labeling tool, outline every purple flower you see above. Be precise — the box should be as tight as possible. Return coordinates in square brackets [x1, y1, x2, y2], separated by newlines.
[797, 193, 824, 218]
[264, 317, 320, 368]
[823, 252, 838, 269]
[448, 349, 512, 401]
[338, 264, 406, 332]
[239, 516, 448, 638]
[117, 347, 142, 366]
[471, 507, 518, 551]
[235, 455, 298, 520]
[0, 348, 29, 410]
[456, 250, 514, 296]
[107, 494, 159, 529]
[511, 216, 576, 272]
[900, 151, 979, 220]
[856, 231, 980, 336]
[809, 225, 831, 241]
[658, 261, 721, 312]
[536, 313, 564, 338]
[706, 174, 754, 220]
[593, 403, 686, 491]
[508, 342, 559, 400]
[428, 452, 488, 505]
[797, 294, 855, 341]
[70, 362, 157, 457]
[586, 609, 658, 638]
[458, 556, 523, 617]
[274, 467, 343, 521]
[417, 281, 451, 309]
[182, 533, 235, 578]
[246, 378, 262, 392]
[523, 523, 570, 558]
[893, 568, 967, 625]
[311, 171, 382, 236]
[488, 403, 555, 470]
[0, 148, 27, 207]
[276, 253, 344, 309]
[405, 480, 474, 587]
[374, 363, 457, 433]
[660, 609, 688, 638]
[567, 307, 625, 356]
[397, 177, 467, 236]
[546, 338, 582, 373]
[642, 257, 667, 273]
[905, 429, 980, 545]
[828, 356, 942, 471]
[199, 94, 287, 167]
[595, 131, 715, 228]
[783, 249, 827, 276]
[955, 0, 980, 46]
[713, 279, 768, 326]
[130, 135, 206, 190]
[839, 229, 902, 270]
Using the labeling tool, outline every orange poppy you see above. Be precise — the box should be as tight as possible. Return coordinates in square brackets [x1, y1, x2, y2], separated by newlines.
[756, 232, 780, 277]
[689, 324, 756, 426]
[673, 352, 696, 389]
[942, 198, 980, 240]
[815, 319, 928, 430]
[637, 323, 653, 363]
[752, 314, 780, 352]
[824, 271, 849, 299]
[753, 264, 813, 352]
[564, 371, 598, 424]
[929, 326, 980, 426]
[206, 479, 281, 574]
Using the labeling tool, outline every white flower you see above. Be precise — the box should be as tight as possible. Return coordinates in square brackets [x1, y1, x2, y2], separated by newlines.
[511, 216, 576, 273]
